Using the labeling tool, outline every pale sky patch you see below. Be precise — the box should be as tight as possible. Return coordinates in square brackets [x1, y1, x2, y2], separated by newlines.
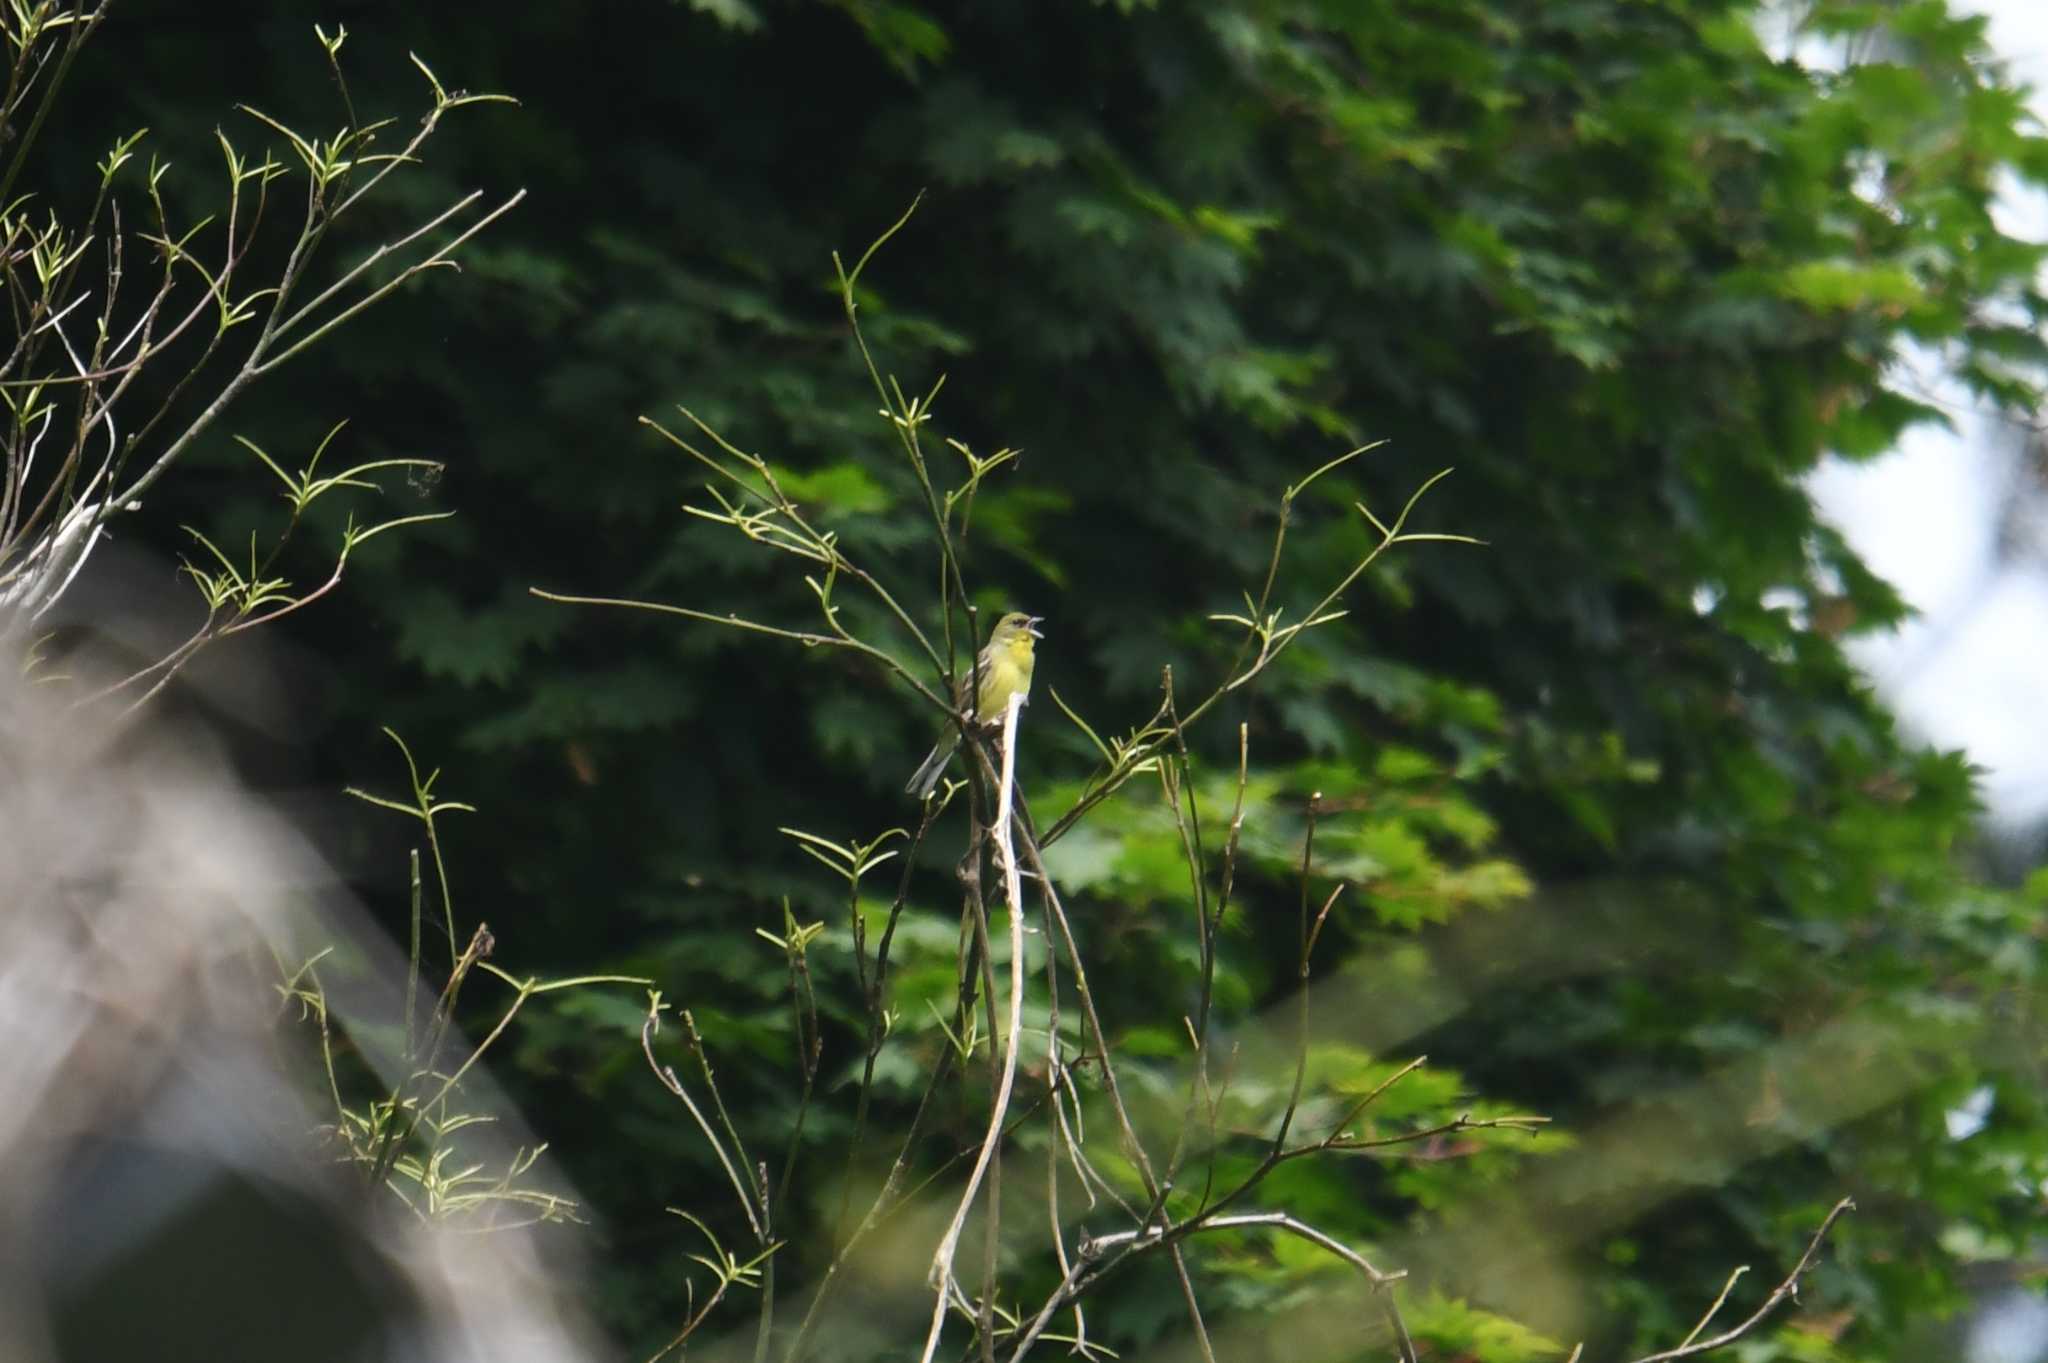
[1807, 0, 2048, 832]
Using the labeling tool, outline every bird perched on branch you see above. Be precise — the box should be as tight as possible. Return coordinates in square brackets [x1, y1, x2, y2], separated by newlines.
[905, 611, 1042, 799]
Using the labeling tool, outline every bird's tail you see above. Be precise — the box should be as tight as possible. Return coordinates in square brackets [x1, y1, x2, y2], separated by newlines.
[906, 732, 960, 798]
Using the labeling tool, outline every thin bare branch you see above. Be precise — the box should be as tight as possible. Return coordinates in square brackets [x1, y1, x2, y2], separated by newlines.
[1628, 1198, 1856, 1363]
[919, 692, 1029, 1363]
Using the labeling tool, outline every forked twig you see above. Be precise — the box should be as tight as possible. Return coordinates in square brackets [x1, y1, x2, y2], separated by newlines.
[1627, 1197, 1855, 1363]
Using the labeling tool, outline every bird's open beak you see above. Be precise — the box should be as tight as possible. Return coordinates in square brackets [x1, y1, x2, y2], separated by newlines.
[1026, 616, 1044, 638]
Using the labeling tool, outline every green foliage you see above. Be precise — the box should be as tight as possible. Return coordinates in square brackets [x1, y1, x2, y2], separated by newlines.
[41, 0, 2048, 1358]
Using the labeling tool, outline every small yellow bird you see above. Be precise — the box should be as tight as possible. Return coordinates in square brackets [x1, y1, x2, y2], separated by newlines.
[906, 611, 1043, 798]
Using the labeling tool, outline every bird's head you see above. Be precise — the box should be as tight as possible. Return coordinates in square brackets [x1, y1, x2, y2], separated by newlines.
[992, 612, 1044, 653]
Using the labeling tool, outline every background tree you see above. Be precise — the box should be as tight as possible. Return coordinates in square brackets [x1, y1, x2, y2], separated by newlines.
[33, 1, 2048, 1359]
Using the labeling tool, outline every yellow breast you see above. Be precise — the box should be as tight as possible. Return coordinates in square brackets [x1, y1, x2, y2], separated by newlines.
[974, 635, 1035, 720]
